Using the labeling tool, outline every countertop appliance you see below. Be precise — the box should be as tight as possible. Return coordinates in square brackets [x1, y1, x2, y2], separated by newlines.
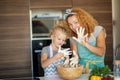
[31, 9, 63, 38]
[32, 38, 51, 77]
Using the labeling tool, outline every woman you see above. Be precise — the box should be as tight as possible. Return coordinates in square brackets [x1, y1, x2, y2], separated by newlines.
[64, 7, 106, 73]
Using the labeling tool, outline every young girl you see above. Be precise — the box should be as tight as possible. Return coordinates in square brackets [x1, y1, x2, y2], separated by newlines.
[41, 24, 71, 77]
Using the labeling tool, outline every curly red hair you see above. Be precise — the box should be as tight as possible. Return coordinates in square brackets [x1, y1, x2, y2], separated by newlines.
[64, 7, 98, 37]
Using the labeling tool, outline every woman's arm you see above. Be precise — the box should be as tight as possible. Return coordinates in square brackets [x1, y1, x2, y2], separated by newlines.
[85, 29, 106, 56]
[70, 40, 78, 56]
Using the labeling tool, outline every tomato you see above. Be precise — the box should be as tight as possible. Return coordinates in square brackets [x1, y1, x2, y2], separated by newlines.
[90, 75, 101, 80]
[101, 78, 110, 80]
[101, 77, 114, 80]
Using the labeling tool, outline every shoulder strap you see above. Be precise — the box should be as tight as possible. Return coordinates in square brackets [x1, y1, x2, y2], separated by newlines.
[91, 33, 96, 42]
[49, 44, 53, 58]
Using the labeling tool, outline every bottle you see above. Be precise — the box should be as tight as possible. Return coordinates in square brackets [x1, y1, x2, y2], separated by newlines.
[114, 44, 120, 80]
[114, 60, 120, 80]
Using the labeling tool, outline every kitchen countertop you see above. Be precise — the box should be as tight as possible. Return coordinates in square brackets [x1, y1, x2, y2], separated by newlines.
[0, 74, 89, 80]
[1, 72, 115, 80]
[39, 74, 90, 80]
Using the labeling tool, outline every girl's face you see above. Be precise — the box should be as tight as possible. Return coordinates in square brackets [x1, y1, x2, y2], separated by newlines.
[67, 15, 81, 33]
[51, 31, 66, 49]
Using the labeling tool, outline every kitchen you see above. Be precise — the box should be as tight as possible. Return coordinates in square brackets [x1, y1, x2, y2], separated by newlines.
[0, 0, 119, 79]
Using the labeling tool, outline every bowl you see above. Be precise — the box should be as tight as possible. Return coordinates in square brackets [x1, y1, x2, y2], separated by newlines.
[56, 64, 83, 80]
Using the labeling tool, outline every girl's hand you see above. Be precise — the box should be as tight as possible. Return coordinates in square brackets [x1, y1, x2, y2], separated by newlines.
[58, 46, 72, 57]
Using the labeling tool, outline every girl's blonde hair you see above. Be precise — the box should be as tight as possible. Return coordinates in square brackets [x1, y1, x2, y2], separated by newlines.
[49, 23, 68, 38]
[65, 7, 98, 37]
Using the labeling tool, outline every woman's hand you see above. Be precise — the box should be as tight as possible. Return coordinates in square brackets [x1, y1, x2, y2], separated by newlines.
[72, 27, 88, 47]
[63, 56, 70, 67]
[69, 50, 79, 67]
[77, 27, 88, 42]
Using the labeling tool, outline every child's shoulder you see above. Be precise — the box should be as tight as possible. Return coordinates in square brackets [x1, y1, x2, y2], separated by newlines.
[41, 46, 50, 55]
[42, 46, 49, 51]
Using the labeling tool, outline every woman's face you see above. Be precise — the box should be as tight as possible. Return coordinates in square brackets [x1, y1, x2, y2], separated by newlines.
[67, 15, 81, 33]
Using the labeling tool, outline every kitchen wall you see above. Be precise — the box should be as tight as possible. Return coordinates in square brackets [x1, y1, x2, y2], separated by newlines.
[112, 0, 120, 54]
[0, 0, 31, 78]
[0, 0, 113, 78]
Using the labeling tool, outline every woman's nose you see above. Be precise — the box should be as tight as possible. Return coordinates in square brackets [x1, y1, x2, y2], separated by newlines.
[72, 25, 77, 30]
[70, 24, 75, 29]
[72, 23, 76, 28]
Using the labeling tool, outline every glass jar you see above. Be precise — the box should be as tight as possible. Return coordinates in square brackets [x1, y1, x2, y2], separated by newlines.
[114, 60, 120, 80]
[114, 44, 120, 80]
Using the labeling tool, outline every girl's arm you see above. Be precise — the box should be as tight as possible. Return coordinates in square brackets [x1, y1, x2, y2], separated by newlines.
[41, 52, 63, 68]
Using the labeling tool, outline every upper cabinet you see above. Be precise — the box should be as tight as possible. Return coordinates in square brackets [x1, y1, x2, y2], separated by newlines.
[30, 0, 72, 9]
[72, 0, 112, 12]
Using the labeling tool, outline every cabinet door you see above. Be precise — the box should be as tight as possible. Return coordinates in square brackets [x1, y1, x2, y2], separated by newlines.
[0, 0, 31, 78]
[30, 0, 72, 9]
[72, 0, 112, 12]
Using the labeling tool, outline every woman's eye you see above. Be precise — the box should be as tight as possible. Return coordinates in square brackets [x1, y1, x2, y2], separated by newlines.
[74, 21, 78, 24]
[68, 21, 79, 28]
[69, 23, 72, 27]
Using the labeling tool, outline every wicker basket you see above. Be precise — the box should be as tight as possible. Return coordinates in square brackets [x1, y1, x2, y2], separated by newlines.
[56, 64, 83, 80]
